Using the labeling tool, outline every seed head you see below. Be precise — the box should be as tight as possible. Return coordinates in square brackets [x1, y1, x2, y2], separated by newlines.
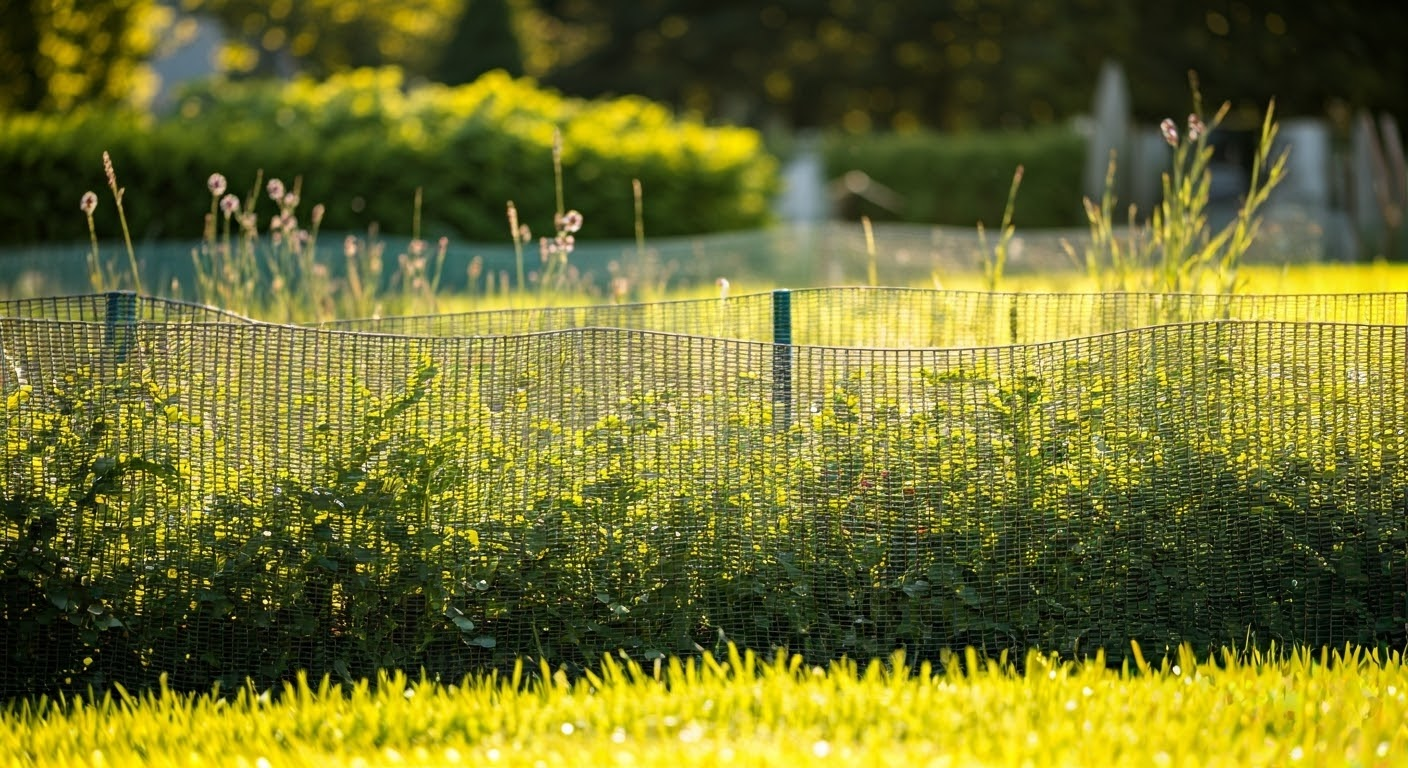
[558, 209, 583, 234]
[267, 178, 285, 202]
[1187, 113, 1206, 142]
[208, 173, 227, 197]
[219, 194, 240, 216]
[1160, 118, 1179, 148]
[283, 192, 299, 210]
[311, 203, 325, 226]
[101, 151, 117, 189]
[80, 191, 98, 215]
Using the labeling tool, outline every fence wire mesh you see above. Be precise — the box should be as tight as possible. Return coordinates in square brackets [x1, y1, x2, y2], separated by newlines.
[323, 287, 1408, 347]
[1, 289, 1406, 698]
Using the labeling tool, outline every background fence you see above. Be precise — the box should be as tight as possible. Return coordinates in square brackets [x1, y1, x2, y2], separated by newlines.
[0, 219, 1334, 301]
[2, 288, 1405, 698]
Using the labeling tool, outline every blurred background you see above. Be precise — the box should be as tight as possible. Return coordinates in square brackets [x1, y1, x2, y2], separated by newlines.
[0, 0, 1405, 294]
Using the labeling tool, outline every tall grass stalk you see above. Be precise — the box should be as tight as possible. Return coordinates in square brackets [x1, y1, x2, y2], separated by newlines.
[1065, 74, 1289, 296]
[99, 152, 143, 295]
[862, 215, 878, 287]
[976, 165, 1024, 292]
[507, 200, 527, 295]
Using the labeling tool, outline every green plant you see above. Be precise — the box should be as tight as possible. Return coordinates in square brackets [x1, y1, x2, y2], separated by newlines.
[976, 165, 1024, 292]
[1065, 75, 1290, 296]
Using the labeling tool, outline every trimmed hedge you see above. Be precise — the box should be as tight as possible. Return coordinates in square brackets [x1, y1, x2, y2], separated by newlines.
[0, 68, 779, 246]
[824, 127, 1087, 229]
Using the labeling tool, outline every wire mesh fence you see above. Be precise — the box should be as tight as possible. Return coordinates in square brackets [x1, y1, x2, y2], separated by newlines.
[2, 288, 1405, 698]
[323, 287, 1408, 347]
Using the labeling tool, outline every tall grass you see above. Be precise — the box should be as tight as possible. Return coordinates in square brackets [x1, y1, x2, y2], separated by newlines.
[76, 84, 1295, 321]
[1063, 76, 1290, 294]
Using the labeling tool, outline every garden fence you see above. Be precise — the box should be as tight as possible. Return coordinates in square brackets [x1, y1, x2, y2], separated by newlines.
[1, 288, 1405, 698]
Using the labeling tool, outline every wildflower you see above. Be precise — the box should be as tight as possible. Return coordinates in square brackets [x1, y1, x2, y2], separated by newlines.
[1160, 118, 1179, 147]
[410, 239, 425, 258]
[557, 233, 575, 254]
[208, 173, 227, 197]
[344, 235, 358, 258]
[219, 194, 240, 217]
[80, 191, 98, 215]
[518, 224, 532, 243]
[716, 277, 730, 300]
[558, 209, 584, 234]
[311, 204, 325, 227]
[1187, 113, 1206, 142]
[283, 192, 299, 210]
[267, 178, 285, 202]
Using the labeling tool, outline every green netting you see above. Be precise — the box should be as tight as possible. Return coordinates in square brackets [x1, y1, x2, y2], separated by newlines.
[2, 289, 1406, 699]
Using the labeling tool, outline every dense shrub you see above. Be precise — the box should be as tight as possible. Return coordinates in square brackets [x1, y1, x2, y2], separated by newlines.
[0, 68, 779, 246]
[2, 317, 1403, 697]
[824, 127, 1087, 228]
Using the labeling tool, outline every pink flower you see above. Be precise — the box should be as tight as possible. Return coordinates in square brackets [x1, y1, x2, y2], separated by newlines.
[1160, 118, 1179, 147]
[267, 178, 285, 202]
[208, 173, 227, 197]
[219, 194, 240, 216]
[1187, 113, 1206, 142]
[558, 209, 583, 234]
[80, 191, 98, 215]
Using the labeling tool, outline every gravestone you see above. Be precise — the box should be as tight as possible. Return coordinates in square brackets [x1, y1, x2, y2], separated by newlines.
[1083, 60, 1131, 206]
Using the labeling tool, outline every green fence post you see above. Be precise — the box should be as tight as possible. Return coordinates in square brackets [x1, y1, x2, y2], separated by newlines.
[105, 290, 137, 363]
[772, 288, 793, 426]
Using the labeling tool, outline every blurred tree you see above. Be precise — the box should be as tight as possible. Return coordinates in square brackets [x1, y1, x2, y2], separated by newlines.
[433, 0, 525, 83]
[1121, 0, 1408, 127]
[181, 0, 463, 79]
[530, 0, 1405, 132]
[0, 0, 171, 113]
[533, 0, 1135, 131]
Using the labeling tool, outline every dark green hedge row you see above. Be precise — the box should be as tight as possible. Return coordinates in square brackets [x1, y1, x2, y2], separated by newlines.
[824, 127, 1087, 229]
[0, 69, 779, 246]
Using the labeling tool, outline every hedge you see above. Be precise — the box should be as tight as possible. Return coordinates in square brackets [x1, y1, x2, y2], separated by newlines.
[824, 127, 1088, 229]
[0, 68, 779, 246]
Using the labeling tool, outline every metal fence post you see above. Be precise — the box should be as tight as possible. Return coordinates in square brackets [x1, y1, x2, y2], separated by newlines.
[772, 288, 793, 427]
[105, 290, 137, 363]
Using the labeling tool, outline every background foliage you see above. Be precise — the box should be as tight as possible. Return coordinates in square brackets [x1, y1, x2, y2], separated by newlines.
[0, 69, 777, 246]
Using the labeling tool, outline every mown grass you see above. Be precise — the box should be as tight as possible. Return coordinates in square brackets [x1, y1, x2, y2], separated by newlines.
[4, 643, 1406, 767]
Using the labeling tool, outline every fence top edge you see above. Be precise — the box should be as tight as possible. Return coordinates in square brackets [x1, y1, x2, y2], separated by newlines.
[2, 315, 1402, 356]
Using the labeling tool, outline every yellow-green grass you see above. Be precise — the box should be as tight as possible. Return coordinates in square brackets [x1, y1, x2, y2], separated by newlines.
[4, 644, 1407, 767]
[926, 261, 1408, 294]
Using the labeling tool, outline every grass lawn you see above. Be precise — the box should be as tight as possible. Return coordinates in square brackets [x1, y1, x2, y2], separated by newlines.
[4, 644, 1406, 767]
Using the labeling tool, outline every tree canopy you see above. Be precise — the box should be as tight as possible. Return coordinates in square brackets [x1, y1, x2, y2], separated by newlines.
[0, 0, 171, 112]
[2, 0, 1404, 134]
